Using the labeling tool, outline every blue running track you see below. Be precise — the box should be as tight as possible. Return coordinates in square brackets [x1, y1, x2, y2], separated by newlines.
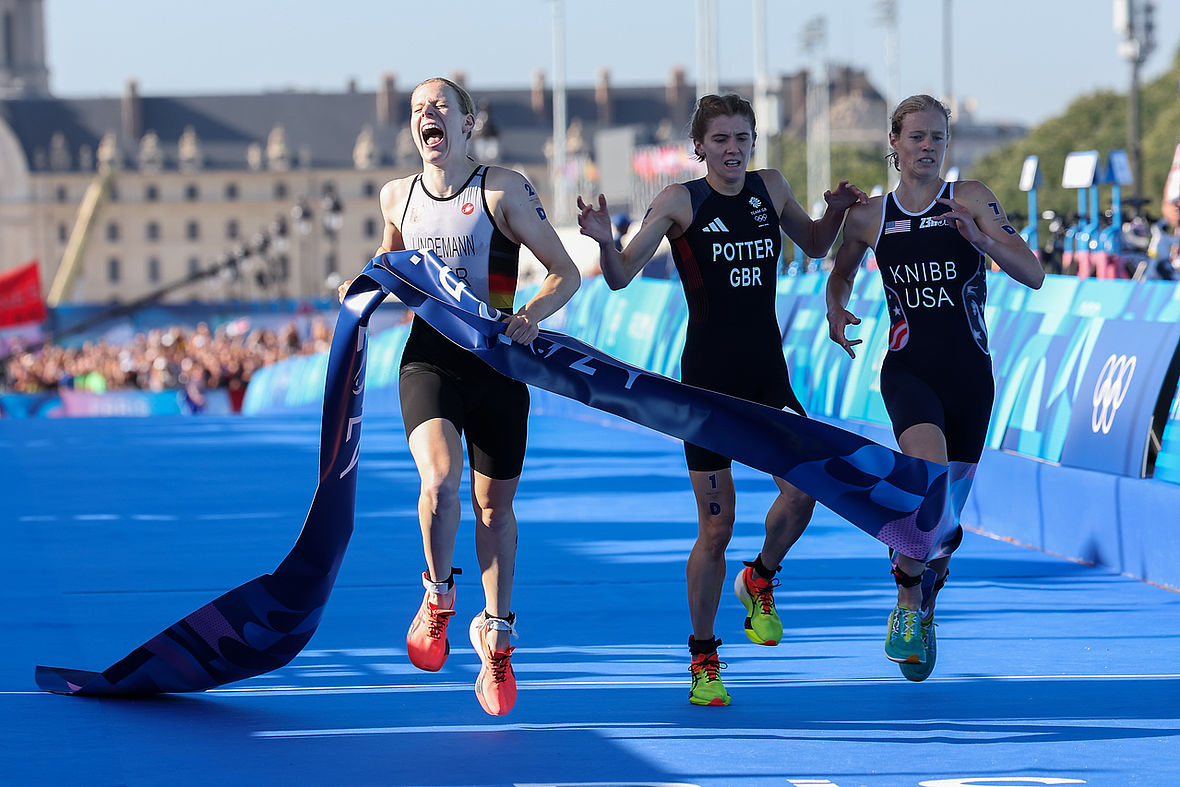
[3, 409, 1178, 786]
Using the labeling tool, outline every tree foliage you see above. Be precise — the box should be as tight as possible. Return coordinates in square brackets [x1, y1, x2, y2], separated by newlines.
[971, 45, 1180, 225]
[771, 44, 1180, 250]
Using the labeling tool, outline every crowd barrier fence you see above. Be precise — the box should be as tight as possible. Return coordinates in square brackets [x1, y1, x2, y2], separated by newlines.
[241, 271, 1180, 589]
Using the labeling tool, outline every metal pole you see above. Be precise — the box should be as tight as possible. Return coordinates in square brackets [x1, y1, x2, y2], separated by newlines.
[1130, 57, 1142, 207]
[877, 0, 900, 189]
[551, 0, 568, 224]
[696, 0, 718, 97]
[942, 0, 954, 171]
[803, 18, 830, 218]
[752, 0, 768, 169]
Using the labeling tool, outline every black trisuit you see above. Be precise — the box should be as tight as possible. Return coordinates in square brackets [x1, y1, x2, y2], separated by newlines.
[397, 166, 529, 480]
[874, 180, 993, 558]
[669, 173, 805, 471]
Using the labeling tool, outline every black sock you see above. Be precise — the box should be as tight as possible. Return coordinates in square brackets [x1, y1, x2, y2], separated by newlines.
[751, 554, 779, 581]
[688, 635, 721, 656]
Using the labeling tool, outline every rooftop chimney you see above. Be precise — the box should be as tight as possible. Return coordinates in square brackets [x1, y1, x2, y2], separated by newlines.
[377, 72, 398, 126]
[531, 69, 547, 117]
[595, 68, 613, 127]
[667, 66, 689, 120]
[122, 79, 142, 144]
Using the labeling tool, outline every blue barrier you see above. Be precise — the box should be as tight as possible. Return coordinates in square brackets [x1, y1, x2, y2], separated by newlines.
[246, 271, 1180, 588]
[0, 388, 233, 418]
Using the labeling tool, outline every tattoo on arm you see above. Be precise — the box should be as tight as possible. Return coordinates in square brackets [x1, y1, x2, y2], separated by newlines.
[987, 201, 1001, 216]
[1001, 224, 1017, 235]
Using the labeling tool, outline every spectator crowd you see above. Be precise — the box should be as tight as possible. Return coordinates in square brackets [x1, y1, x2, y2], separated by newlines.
[2, 317, 333, 411]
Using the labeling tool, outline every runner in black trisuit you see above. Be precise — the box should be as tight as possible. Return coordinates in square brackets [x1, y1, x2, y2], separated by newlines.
[827, 94, 1044, 681]
[579, 93, 867, 706]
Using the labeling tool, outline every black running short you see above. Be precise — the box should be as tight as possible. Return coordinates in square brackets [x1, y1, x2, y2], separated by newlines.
[679, 357, 805, 473]
[879, 354, 994, 464]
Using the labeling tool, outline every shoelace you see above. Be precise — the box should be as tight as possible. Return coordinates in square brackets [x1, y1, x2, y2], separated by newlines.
[691, 653, 727, 681]
[892, 608, 917, 641]
[748, 572, 779, 614]
[488, 647, 515, 683]
[426, 606, 456, 638]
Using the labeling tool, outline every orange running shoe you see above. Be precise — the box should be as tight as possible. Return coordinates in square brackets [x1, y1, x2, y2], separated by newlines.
[469, 612, 517, 716]
[405, 572, 457, 672]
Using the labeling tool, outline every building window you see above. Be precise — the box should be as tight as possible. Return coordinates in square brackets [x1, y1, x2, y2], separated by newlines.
[57, 223, 68, 242]
[362, 180, 376, 197]
[145, 184, 159, 201]
[363, 217, 378, 239]
[106, 222, 120, 242]
[146, 221, 160, 241]
[107, 258, 120, 283]
[147, 257, 161, 284]
[276, 255, 289, 282]
[226, 219, 239, 240]
[108, 184, 119, 202]
[186, 221, 200, 240]
[274, 181, 288, 200]
[188, 257, 202, 277]
[55, 185, 68, 203]
[225, 182, 239, 200]
[184, 183, 199, 201]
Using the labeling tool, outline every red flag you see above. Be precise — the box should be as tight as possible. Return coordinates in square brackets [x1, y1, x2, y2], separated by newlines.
[0, 261, 47, 328]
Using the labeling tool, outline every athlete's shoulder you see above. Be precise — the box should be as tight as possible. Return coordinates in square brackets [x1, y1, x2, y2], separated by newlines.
[379, 174, 417, 218]
[950, 179, 997, 201]
[845, 195, 884, 239]
[651, 181, 692, 213]
[481, 164, 531, 192]
[751, 167, 789, 188]
[749, 168, 790, 197]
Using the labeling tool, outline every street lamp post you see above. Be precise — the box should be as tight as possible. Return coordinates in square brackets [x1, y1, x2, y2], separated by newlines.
[802, 17, 830, 222]
[1115, 0, 1156, 210]
[321, 187, 343, 293]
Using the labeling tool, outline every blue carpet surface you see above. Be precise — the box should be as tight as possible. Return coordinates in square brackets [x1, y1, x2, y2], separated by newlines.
[2, 412, 1177, 786]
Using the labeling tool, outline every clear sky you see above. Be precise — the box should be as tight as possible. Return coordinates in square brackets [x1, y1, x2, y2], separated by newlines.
[45, 0, 1180, 127]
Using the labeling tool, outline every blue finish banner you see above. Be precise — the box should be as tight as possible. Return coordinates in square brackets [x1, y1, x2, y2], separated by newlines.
[369, 250, 953, 561]
[35, 278, 387, 695]
[35, 251, 953, 695]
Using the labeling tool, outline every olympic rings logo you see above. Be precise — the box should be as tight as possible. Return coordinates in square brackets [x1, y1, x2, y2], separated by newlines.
[1091, 353, 1137, 434]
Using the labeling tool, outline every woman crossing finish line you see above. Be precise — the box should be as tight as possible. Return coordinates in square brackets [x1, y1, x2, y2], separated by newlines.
[339, 76, 579, 716]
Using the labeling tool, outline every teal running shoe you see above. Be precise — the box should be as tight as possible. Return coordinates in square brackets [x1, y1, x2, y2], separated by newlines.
[899, 614, 936, 681]
[885, 605, 925, 664]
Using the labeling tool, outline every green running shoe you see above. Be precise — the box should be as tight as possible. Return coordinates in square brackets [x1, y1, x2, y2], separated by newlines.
[885, 605, 925, 664]
[688, 650, 731, 706]
[734, 564, 782, 646]
[899, 615, 937, 682]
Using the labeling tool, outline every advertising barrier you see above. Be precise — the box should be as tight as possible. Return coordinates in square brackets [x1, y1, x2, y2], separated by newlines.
[0, 388, 232, 418]
[244, 269, 1180, 587]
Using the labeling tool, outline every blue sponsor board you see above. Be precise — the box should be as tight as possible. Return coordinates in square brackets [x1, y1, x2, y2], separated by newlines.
[0, 389, 233, 418]
[1059, 319, 1180, 477]
[1157, 388, 1180, 484]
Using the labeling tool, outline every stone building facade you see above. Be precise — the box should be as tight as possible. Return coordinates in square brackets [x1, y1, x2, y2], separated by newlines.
[0, 1, 1021, 304]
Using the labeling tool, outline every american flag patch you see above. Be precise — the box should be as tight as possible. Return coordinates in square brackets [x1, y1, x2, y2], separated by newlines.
[884, 219, 911, 235]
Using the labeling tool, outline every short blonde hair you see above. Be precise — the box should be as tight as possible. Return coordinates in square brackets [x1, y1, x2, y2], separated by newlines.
[887, 94, 951, 172]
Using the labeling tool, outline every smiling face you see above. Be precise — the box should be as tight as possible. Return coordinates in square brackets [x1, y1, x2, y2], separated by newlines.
[695, 114, 754, 192]
[409, 79, 474, 166]
[890, 108, 949, 179]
